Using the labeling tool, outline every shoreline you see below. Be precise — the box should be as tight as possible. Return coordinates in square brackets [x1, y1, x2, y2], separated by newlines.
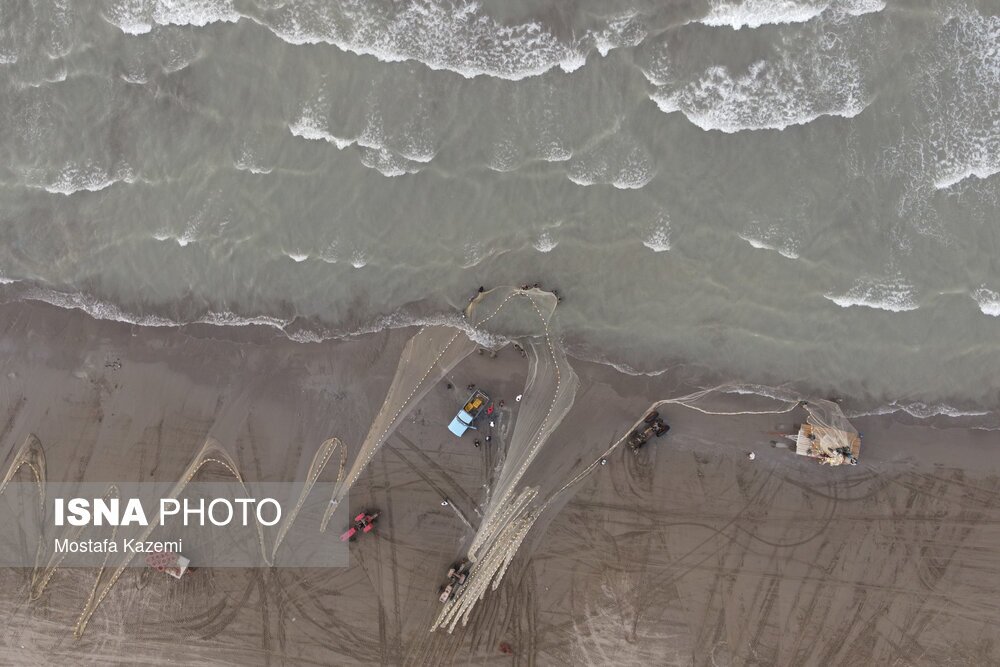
[1, 297, 1000, 663]
[3, 282, 998, 429]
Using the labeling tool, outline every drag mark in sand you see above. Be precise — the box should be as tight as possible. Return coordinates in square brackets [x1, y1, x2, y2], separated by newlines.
[542, 385, 802, 506]
[4, 285, 573, 639]
[2, 435, 348, 638]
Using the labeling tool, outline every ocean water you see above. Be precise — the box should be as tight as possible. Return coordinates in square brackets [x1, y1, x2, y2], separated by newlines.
[0, 0, 998, 415]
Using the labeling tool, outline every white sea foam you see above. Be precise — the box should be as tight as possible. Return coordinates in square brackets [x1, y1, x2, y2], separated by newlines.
[538, 142, 572, 163]
[461, 242, 490, 268]
[487, 138, 523, 173]
[699, 0, 827, 29]
[12, 285, 500, 350]
[698, 0, 884, 30]
[121, 69, 149, 84]
[590, 13, 646, 57]
[288, 112, 353, 149]
[738, 222, 800, 259]
[23, 288, 178, 328]
[654, 54, 868, 133]
[642, 220, 671, 252]
[152, 0, 238, 28]
[259, 1, 583, 80]
[721, 384, 990, 422]
[923, 12, 1000, 190]
[637, 38, 673, 87]
[107, 2, 646, 81]
[287, 329, 328, 344]
[359, 146, 421, 177]
[653, 15, 872, 133]
[318, 242, 339, 264]
[195, 311, 291, 328]
[104, 0, 238, 33]
[19, 67, 69, 89]
[234, 146, 273, 174]
[286, 252, 309, 263]
[593, 357, 669, 377]
[21, 286, 301, 334]
[568, 136, 654, 190]
[317, 241, 340, 264]
[847, 402, 990, 419]
[723, 383, 801, 404]
[153, 225, 198, 247]
[290, 103, 424, 176]
[972, 287, 1000, 316]
[532, 232, 558, 253]
[936, 165, 1000, 190]
[394, 127, 438, 164]
[28, 163, 136, 196]
[349, 251, 368, 268]
[234, 162, 273, 175]
[106, 13, 153, 36]
[824, 276, 919, 312]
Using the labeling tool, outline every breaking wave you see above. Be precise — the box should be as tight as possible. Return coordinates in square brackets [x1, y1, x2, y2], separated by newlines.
[921, 11, 1000, 190]
[289, 101, 427, 176]
[652, 16, 872, 132]
[653, 57, 868, 133]
[972, 287, 1000, 317]
[289, 111, 353, 150]
[697, 0, 884, 30]
[103, 0, 238, 34]
[9, 283, 999, 431]
[234, 145, 273, 175]
[105, 1, 648, 81]
[21, 288, 179, 328]
[824, 276, 919, 312]
[567, 134, 654, 189]
[532, 231, 558, 253]
[25, 163, 136, 195]
[738, 222, 800, 259]
[641, 217, 671, 252]
[846, 402, 990, 420]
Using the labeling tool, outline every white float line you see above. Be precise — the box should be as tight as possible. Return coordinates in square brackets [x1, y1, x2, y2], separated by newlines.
[341, 288, 530, 499]
[472, 295, 562, 551]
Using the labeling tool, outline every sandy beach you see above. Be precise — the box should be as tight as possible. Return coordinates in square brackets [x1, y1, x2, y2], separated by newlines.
[1, 299, 999, 666]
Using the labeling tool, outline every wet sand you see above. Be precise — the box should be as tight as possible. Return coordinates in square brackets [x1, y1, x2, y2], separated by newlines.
[1, 301, 999, 665]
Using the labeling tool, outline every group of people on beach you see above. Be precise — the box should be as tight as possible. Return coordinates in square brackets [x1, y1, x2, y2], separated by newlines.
[470, 284, 562, 302]
[519, 283, 562, 302]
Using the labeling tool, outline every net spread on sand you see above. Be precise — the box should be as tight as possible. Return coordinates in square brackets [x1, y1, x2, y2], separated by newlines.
[314, 286, 577, 631]
[793, 400, 861, 466]
[1, 286, 861, 638]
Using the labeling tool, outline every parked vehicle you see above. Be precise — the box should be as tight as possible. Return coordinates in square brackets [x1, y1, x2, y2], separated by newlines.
[340, 510, 380, 541]
[448, 390, 490, 437]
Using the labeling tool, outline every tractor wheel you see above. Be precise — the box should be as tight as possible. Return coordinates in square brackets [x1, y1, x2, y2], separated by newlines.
[643, 411, 659, 424]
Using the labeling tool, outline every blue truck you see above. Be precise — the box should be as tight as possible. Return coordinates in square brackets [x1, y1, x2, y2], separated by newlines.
[448, 389, 490, 437]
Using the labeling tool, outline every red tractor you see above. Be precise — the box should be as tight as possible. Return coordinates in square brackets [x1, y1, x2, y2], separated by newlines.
[340, 510, 380, 542]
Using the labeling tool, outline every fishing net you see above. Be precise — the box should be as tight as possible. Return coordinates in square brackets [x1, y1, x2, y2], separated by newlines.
[328, 287, 578, 587]
[314, 285, 576, 631]
[328, 323, 478, 520]
[434, 287, 578, 631]
[795, 399, 860, 465]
